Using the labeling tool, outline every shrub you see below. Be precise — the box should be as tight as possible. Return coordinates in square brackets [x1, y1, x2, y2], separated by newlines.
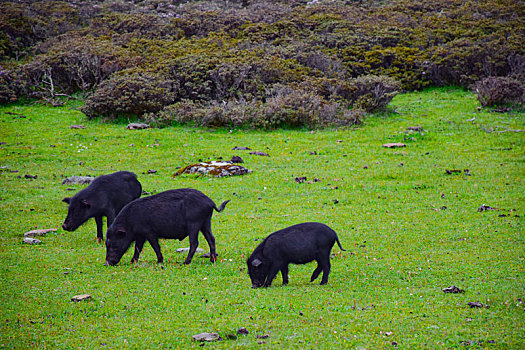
[145, 85, 364, 129]
[352, 75, 401, 112]
[0, 68, 17, 104]
[82, 72, 178, 119]
[475, 76, 524, 108]
[17, 33, 142, 104]
[314, 75, 400, 112]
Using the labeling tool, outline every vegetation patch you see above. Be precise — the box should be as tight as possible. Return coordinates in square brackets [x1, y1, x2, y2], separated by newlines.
[0, 87, 523, 348]
[1, 0, 524, 125]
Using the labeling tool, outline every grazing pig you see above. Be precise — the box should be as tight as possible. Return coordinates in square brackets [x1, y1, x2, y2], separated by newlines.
[104, 189, 230, 266]
[62, 171, 142, 243]
[247, 222, 345, 288]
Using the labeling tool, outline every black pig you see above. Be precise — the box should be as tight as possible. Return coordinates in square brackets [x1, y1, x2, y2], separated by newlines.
[62, 171, 142, 243]
[247, 222, 345, 288]
[104, 189, 229, 266]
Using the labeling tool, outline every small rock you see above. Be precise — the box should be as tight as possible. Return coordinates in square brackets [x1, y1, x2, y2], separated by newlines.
[468, 302, 484, 308]
[147, 169, 157, 174]
[237, 327, 249, 335]
[249, 151, 270, 157]
[62, 176, 94, 185]
[478, 204, 498, 212]
[126, 123, 150, 130]
[294, 177, 307, 183]
[443, 286, 465, 294]
[174, 161, 250, 177]
[70, 125, 86, 129]
[382, 143, 406, 148]
[24, 228, 57, 237]
[176, 247, 204, 253]
[192, 332, 221, 342]
[23, 237, 42, 244]
[407, 126, 423, 132]
[71, 294, 91, 302]
[230, 156, 244, 163]
[257, 334, 269, 339]
[232, 146, 251, 150]
[24, 174, 37, 179]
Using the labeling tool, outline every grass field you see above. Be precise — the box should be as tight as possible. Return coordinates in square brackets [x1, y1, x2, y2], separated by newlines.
[0, 87, 523, 348]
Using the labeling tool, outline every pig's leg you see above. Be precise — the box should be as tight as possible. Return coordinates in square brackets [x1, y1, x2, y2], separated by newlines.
[95, 216, 104, 243]
[131, 238, 145, 263]
[263, 264, 280, 287]
[148, 238, 164, 264]
[310, 265, 323, 282]
[200, 219, 217, 263]
[106, 211, 116, 228]
[318, 254, 331, 285]
[184, 226, 201, 265]
[281, 265, 289, 285]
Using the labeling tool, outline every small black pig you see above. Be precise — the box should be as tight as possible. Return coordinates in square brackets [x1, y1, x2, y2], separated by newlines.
[247, 222, 345, 288]
[104, 188, 230, 266]
[62, 171, 142, 243]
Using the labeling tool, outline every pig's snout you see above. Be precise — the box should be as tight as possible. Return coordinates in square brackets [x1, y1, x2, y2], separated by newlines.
[62, 223, 71, 231]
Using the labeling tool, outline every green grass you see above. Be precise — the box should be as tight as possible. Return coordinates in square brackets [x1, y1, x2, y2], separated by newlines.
[0, 87, 523, 348]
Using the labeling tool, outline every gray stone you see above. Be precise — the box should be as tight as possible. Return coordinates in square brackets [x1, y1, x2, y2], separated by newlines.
[192, 332, 221, 342]
[23, 237, 42, 244]
[126, 123, 150, 130]
[24, 228, 57, 237]
[176, 247, 204, 253]
[71, 294, 92, 302]
[62, 176, 94, 185]
[382, 142, 406, 148]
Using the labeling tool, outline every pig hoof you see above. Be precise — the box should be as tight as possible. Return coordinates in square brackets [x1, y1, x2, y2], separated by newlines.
[97, 237, 103, 244]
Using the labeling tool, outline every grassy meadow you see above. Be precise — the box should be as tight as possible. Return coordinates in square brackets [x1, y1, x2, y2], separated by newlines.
[0, 87, 523, 348]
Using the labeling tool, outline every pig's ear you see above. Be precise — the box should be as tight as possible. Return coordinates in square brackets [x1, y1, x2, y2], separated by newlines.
[62, 197, 71, 204]
[116, 228, 126, 236]
[251, 258, 263, 267]
[81, 199, 91, 208]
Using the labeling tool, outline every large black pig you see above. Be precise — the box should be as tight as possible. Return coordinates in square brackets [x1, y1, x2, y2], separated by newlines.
[62, 171, 142, 243]
[247, 222, 345, 288]
[104, 189, 230, 266]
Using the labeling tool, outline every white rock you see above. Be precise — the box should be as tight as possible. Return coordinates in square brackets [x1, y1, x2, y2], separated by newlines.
[62, 176, 94, 185]
[23, 237, 42, 244]
[192, 332, 221, 342]
[24, 228, 57, 237]
[71, 294, 92, 302]
[176, 247, 204, 253]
